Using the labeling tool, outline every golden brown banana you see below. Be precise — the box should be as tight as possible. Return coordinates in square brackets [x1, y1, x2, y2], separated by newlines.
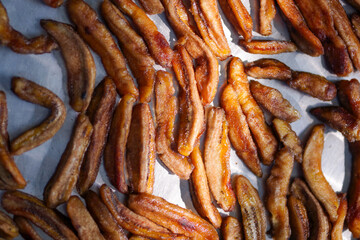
[239, 40, 297, 54]
[337, 79, 360, 119]
[244, 58, 292, 81]
[287, 195, 309, 240]
[259, 0, 276, 35]
[220, 84, 262, 177]
[13, 216, 42, 240]
[155, 71, 193, 179]
[77, 78, 117, 195]
[228, 57, 278, 165]
[67, 196, 105, 240]
[290, 178, 330, 240]
[234, 175, 266, 240]
[85, 191, 128, 240]
[1, 190, 78, 240]
[331, 193, 347, 240]
[0, 210, 18, 239]
[173, 45, 205, 157]
[99, 184, 183, 239]
[352, 13, 360, 39]
[104, 94, 136, 194]
[10, 77, 66, 156]
[265, 148, 294, 239]
[204, 107, 236, 211]
[126, 103, 155, 194]
[272, 118, 302, 163]
[138, 0, 164, 14]
[44, 114, 93, 208]
[250, 80, 301, 122]
[0, 1, 57, 54]
[66, 0, 138, 97]
[221, 216, 242, 240]
[41, 19, 95, 113]
[128, 192, 219, 240]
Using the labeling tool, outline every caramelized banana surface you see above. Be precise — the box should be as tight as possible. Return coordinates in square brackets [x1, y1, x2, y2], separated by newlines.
[0, 210, 18, 239]
[204, 107, 236, 211]
[2, 190, 78, 240]
[41, 19, 95, 112]
[287, 71, 337, 101]
[310, 106, 360, 142]
[13, 216, 42, 240]
[190, 146, 222, 228]
[221, 216, 242, 240]
[235, 175, 266, 240]
[44, 114, 93, 208]
[85, 191, 128, 240]
[265, 148, 294, 239]
[77, 78, 117, 195]
[287, 195, 309, 240]
[290, 178, 330, 240]
[67, 196, 105, 240]
[337, 79, 360, 119]
[250, 80, 300, 122]
[10, 77, 66, 156]
[100, 184, 183, 239]
[138, 0, 164, 14]
[259, 0, 276, 35]
[220, 84, 261, 177]
[173, 46, 205, 157]
[351, 13, 360, 39]
[126, 103, 155, 194]
[244, 58, 292, 81]
[155, 71, 193, 179]
[228, 57, 278, 165]
[239, 40, 297, 54]
[128, 193, 219, 240]
[112, 0, 173, 67]
[67, 0, 138, 97]
[0, 1, 57, 54]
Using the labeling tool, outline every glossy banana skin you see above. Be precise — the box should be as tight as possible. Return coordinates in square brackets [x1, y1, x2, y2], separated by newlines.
[1, 190, 78, 240]
[128, 192, 219, 240]
[41, 19, 96, 113]
[290, 178, 330, 240]
[0, 210, 19, 239]
[85, 191, 128, 240]
[77, 78, 117, 195]
[13, 216, 42, 240]
[234, 175, 266, 240]
[10, 77, 66, 156]
[0, 1, 57, 54]
[99, 184, 183, 239]
[0, 91, 26, 190]
[67, 196, 105, 240]
[155, 71, 193, 180]
[44, 114, 93, 208]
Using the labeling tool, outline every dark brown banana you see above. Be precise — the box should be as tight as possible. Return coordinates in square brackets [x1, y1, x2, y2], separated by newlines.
[13, 216, 42, 240]
[0, 210, 18, 239]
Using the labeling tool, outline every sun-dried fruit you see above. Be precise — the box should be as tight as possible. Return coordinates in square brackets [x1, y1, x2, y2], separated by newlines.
[272, 118, 302, 163]
[77, 78, 117, 195]
[41, 19, 95, 112]
[259, 0, 276, 36]
[2, 190, 78, 240]
[44, 114, 93, 208]
[10, 77, 66, 156]
[13, 216, 42, 240]
[351, 13, 360, 39]
[204, 107, 236, 211]
[220, 84, 261, 177]
[288, 71, 337, 101]
[337, 78, 360, 119]
[239, 40, 297, 54]
[112, 0, 173, 68]
[250, 80, 300, 122]
[244, 58, 292, 81]
[190, 146, 222, 228]
[138, 0, 164, 14]
[173, 45, 205, 157]
[0, 1, 57, 54]
[128, 192, 219, 240]
[234, 175, 266, 240]
[85, 191, 128, 240]
[331, 193, 347, 240]
[265, 148, 294, 239]
[42, 0, 63, 8]
[67, 0, 138, 97]
[0, 210, 18, 239]
[310, 107, 360, 142]
[228, 57, 278, 165]
[155, 71, 193, 179]
[221, 216, 242, 240]
[287, 195, 309, 240]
